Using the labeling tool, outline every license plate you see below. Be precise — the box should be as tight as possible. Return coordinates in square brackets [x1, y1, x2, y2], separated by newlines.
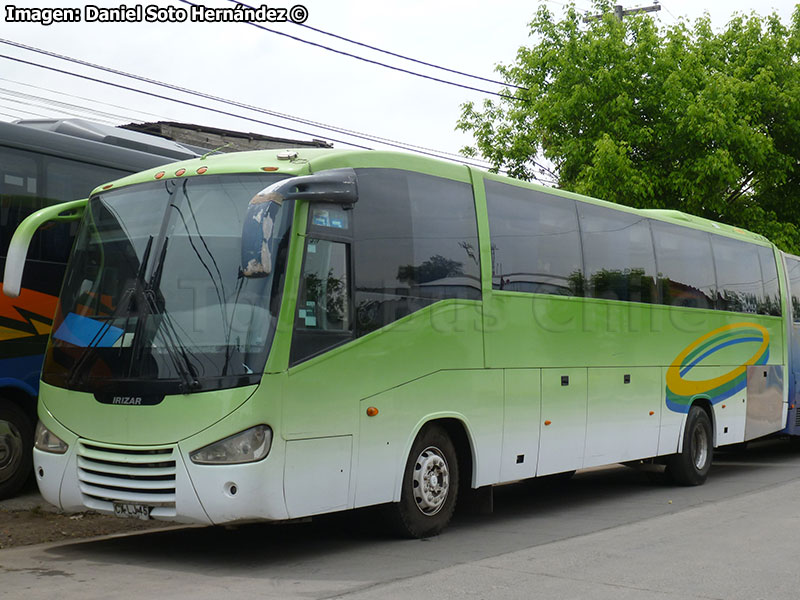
[113, 503, 152, 520]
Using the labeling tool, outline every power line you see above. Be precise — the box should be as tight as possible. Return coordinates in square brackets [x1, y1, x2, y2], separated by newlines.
[0, 94, 118, 124]
[0, 47, 556, 181]
[0, 51, 372, 149]
[0, 110, 25, 120]
[0, 50, 520, 176]
[176, 0, 519, 101]
[222, 0, 529, 91]
[0, 76, 175, 121]
[658, 2, 680, 23]
[0, 87, 143, 123]
[0, 101, 55, 120]
[0, 38, 470, 157]
[0, 39, 504, 170]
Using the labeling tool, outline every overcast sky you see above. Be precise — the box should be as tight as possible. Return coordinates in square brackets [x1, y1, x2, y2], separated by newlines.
[1, 0, 796, 168]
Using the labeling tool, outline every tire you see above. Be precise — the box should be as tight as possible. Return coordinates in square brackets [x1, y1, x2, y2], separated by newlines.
[666, 405, 713, 486]
[388, 424, 459, 538]
[0, 402, 34, 499]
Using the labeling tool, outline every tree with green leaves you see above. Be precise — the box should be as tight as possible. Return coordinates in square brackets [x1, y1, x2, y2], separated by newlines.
[458, 1, 800, 252]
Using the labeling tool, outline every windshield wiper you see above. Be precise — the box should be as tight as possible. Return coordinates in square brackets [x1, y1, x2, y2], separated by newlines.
[131, 236, 202, 393]
[66, 236, 154, 388]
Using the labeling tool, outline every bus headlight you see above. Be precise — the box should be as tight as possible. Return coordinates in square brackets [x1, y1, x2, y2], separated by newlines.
[34, 421, 68, 454]
[189, 425, 272, 465]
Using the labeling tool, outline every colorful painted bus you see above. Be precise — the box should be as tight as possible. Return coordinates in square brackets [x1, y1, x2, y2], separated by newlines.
[0, 118, 198, 498]
[5, 148, 800, 537]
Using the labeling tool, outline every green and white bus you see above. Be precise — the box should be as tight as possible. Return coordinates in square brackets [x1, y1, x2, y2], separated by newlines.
[5, 148, 799, 537]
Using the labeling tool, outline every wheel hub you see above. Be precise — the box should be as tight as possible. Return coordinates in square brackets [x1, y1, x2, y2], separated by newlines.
[412, 446, 449, 516]
[692, 424, 708, 470]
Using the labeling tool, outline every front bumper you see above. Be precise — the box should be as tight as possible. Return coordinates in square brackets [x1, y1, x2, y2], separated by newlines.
[34, 437, 289, 525]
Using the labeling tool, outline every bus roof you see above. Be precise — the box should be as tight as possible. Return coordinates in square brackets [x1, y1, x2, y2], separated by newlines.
[93, 146, 771, 247]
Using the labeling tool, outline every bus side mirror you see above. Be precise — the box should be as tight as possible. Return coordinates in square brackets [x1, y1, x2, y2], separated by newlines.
[2, 198, 87, 298]
[241, 168, 358, 278]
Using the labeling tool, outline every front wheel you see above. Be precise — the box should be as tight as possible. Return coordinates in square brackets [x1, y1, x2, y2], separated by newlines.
[666, 405, 713, 486]
[0, 402, 34, 499]
[388, 424, 459, 538]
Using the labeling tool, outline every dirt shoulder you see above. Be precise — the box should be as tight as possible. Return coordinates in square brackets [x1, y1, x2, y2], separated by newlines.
[0, 484, 166, 549]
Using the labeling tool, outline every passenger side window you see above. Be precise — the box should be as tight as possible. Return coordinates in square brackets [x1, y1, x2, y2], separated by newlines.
[758, 246, 781, 316]
[785, 256, 800, 322]
[486, 180, 583, 296]
[352, 169, 481, 335]
[651, 222, 716, 309]
[711, 235, 765, 314]
[578, 202, 657, 303]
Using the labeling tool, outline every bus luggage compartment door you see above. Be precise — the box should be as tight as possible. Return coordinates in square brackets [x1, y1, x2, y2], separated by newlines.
[744, 365, 784, 441]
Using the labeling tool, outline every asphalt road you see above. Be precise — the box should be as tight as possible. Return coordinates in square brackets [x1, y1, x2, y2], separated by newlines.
[2, 438, 800, 599]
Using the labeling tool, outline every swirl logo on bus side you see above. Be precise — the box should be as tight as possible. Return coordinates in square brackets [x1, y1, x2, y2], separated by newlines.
[665, 322, 769, 413]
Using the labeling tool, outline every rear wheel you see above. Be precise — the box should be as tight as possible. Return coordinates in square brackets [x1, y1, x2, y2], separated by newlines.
[666, 405, 713, 486]
[388, 424, 459, 538]
[0, 403, 34, 499]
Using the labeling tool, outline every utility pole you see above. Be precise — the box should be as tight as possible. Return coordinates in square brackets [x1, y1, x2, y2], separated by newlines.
[583, 1, 661, 22]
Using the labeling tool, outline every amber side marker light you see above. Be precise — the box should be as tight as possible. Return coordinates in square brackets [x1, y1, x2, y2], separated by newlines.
[175, 168, 187, 177]
[366, 407, 379, 417]
[262, 166, 279, 172]
[154, 171, 165, 180]
[544, 420, 552, 426]
[102, 184, 113, 190]
[196, 166, 208, 174]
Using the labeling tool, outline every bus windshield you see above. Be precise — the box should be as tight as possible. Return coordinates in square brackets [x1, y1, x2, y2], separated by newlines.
[42, 173, 292, 395]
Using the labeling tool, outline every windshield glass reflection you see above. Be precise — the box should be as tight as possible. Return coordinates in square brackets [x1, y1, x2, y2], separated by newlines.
[43, 173, 292, 394]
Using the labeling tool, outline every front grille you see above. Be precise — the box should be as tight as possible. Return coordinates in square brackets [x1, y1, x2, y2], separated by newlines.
[77, 441, 178, 518]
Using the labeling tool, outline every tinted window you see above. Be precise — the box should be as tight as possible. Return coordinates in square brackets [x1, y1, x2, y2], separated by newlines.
[0, 146, 39, 257]
[757, 246, 781, 316]
[787, 256, 800, 322]
[290, 238, 353, 364]
[297, 239, 350, 331]
[578, 203, 657, 303]
[353, 169, 481, 334]
[652, 222, 715, 309]
[486, 180, 583, 296]
[712, 235, 763, 314]
[1, 146, 126, 262]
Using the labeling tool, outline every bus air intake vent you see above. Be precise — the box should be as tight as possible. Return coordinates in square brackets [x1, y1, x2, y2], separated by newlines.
[76, 441, 177, 518]
[796, 407, 800, 427]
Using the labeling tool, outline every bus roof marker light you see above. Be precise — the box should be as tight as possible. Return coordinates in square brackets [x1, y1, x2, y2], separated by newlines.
[102, 184, 113, 190]
[262, 166, 279, 172]
[154, 171, 165, 179]
[366, 407, 379, 417]
[175, 168, 187, 177]
[196, 166, 208, 175]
